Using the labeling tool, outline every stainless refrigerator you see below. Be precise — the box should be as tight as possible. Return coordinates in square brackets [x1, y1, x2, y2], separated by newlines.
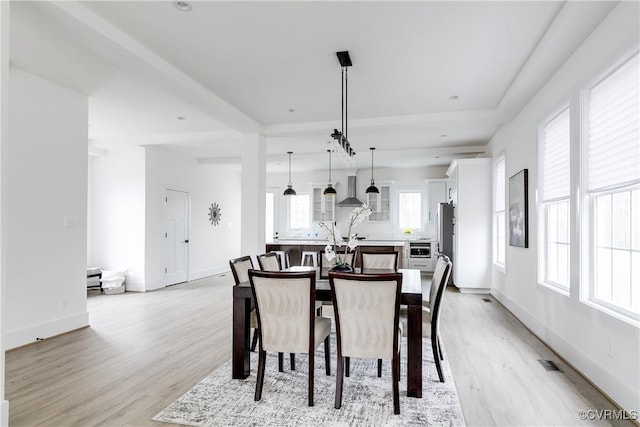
[436, 202, 454, 284]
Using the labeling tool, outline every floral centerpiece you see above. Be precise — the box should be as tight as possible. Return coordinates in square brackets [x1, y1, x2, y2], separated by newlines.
[319, 203, 373, 272]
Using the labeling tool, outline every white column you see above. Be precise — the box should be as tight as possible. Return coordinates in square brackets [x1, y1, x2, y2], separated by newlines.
[240, 133, 266, 257]
[0, 1, 9, 424]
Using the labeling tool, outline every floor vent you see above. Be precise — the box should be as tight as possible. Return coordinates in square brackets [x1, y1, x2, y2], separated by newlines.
[482, 298, 492, 302]
[538, 359, 563, 372]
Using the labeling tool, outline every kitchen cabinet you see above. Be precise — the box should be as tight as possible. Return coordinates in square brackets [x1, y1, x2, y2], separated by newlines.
[367, 183, 391, 222]
[445, 158, 491, 293]
[312, 186, 335, 222]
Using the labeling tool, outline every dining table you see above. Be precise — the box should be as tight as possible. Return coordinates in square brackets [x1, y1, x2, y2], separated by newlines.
[232, 267, 424, 398]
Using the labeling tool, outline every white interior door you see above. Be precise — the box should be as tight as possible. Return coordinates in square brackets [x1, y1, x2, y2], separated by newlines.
[164, 189, 189, 285]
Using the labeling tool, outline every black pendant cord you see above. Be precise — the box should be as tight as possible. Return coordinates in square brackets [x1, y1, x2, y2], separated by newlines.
[370, 147, 375, 184]
[345, 66, 348, 143]
[341, 67, 345, 147]
[328, 149, 332, 182]
[288, 151, 292, 185]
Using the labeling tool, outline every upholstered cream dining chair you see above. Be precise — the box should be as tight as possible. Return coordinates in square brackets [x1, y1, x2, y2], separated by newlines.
[229, 256, 261, 351]
[426, 254, 452, 383]
[249, 269, 331, 406]
[360, 251, 399, 271]
[257, 252, 281, 271]
[328, 271, 403, 415]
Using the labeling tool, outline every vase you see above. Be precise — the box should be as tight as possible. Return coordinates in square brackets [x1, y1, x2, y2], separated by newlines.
[329, 263, 354, 273]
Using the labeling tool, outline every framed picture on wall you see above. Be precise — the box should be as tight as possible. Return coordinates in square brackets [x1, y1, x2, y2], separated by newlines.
[509, 169, 528, 248]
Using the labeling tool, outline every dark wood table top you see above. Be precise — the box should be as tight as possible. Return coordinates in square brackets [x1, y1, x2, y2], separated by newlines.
[236, 267, 422, 305]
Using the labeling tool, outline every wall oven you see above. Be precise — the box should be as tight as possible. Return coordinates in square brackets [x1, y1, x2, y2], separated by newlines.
[408, 241, 433, 271]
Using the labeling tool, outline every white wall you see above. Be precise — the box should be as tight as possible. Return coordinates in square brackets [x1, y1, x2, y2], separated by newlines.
[267, 165, 448, 241]
[144, 146, 241, 290]
[4, 67, 88, 349]
[0, 1, 9, 422]
[88, 147, 146, 291]
[487, 2, 639, 413]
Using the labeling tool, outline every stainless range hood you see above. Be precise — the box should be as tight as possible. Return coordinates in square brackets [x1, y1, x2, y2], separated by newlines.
[338, 175, 364, 207]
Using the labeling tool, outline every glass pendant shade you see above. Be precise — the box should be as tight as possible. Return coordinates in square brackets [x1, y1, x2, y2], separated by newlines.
[283, 151, 296, 196]
[366, 147, 379, 194]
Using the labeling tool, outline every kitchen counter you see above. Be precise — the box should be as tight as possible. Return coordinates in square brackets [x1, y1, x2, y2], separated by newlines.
[266, 240, 407, 268]
[268, 239, 410, 246]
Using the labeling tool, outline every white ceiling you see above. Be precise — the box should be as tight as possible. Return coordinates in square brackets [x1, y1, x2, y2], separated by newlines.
[9, 1, 617, 172]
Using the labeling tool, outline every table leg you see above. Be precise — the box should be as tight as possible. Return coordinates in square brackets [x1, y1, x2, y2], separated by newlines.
[406, 303, 422, 398]
[232, 295, 251, 379]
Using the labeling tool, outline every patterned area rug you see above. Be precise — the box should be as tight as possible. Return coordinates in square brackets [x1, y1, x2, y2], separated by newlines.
[154, 333, 465, 427]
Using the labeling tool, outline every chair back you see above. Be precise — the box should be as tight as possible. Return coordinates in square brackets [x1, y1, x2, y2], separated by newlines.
[248, 269, 316, 354]
[319, 251, 355, 279]
[429, 255, 452, 336]
[360, 251, 398, 271]
[329, 272, 403, 360]
[229, 256, 254, 285]
[257, 252, 281, 271]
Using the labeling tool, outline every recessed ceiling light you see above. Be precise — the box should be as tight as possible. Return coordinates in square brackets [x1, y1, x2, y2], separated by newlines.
[177, 116, 186, 120]
[435, 156, 441, 159]
[448, 95, 459, 100]
[440, 134, 448, 138]
[174, 1, 192, 12]
[288, 108, 295, 112]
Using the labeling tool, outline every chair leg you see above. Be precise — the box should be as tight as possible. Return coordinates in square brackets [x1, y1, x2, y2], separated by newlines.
[398, 346, 401, 380]
[251, 328, 259, 352]
[377, 359, 382, 377]
[324, 335, 331, 376]
[255, 350, 266, 401]
[345, 356, 350, 377]
[290, 353, 296, 370]
[335, 355, 344, 409]
[308, 349, 315, 407]
[392, 355, 400, 414]
[278, 352, 284, 372]
[432, 336, 444, 382]
[437, 335, 444, 360]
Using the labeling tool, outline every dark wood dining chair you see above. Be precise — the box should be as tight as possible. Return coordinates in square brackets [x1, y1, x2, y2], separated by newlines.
[427, 254, 452, 382]
[230, 256, 261, 352]
[329, 271, 403, 414]
[257, 252, 281, 271]
[360, 251, 399, 271]
[249, 269, 331, 406]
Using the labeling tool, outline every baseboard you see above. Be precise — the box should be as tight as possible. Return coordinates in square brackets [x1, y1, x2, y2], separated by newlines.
[491, 287, 639, 416]
[4, 311, 89, 350]
[190, 266, 229, 281]
[0, 400, 8, 427]
[144, 279, 164, 292]
[125, 280, 146, 292]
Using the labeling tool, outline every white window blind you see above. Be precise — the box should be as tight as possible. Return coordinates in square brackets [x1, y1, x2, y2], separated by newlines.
[542, 108, 571, 201]
[495, 157, 505, 211]
[587, 52, 640, 193]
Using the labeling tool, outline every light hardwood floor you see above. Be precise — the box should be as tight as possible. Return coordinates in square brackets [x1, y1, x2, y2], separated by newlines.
[5, 273, 632, 426]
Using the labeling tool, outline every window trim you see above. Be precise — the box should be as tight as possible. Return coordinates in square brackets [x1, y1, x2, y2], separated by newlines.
[493, 153, 506, 272]
[286, 192, 311, 231]
[579, 45, 640, 325]
[396, 188, 425, 231]
[537, 104, 572, 295]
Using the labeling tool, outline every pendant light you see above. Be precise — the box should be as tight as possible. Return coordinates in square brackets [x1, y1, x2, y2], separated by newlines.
[366, 147, 379, 194]
[283, 151, 296, 196]
[323, 149, 337, 195]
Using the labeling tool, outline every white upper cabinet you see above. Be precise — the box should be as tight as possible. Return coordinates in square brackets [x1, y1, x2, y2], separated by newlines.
[312, 186, 335, 222]
[367, 184, 391, 222]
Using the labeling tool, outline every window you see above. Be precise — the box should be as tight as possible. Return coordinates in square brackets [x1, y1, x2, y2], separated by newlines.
[539, 107, 571, 292]
[398, 192, 422, 230]
[583, 50, 639, 321]
[494, 155, 506, 268]
[288, 194, 310, 230]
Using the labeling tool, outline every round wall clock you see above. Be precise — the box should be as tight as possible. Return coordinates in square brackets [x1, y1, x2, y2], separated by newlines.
[208, 202, 221, 226]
